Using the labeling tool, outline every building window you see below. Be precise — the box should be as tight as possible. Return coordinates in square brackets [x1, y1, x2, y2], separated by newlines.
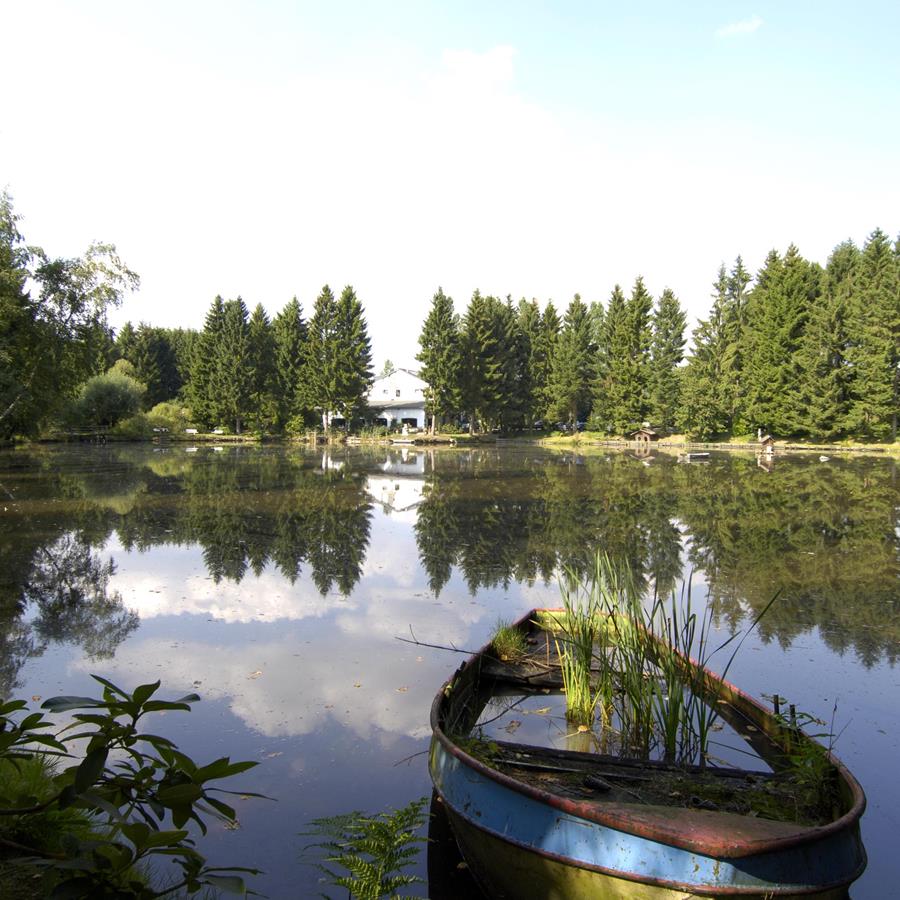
[396, 389, 401, 397]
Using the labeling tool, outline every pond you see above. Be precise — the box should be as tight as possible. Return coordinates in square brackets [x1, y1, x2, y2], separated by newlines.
[1, 443, 898, 897]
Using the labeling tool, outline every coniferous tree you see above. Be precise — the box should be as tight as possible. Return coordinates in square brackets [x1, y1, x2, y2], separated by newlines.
[460, 292, 509, 432]
[789, 241, 857, 439]
[722, 256, 752, 431]
[678, 268, 731, 439]
[545, 295, 594, 426]
[743, 246, 821, 435]
[844, 229, 900, 439]
[593, 285, 626, 432]
[516, 299, 544, 426]
[417, 287, 462, 433]
[217, 297, 252, 433]
[272, 297, 308, 431]
[302, 285, 340, 433]
[648, 288, 686, 432]
[189, 296, 226, 429]
[595, 278, 652, 433]
[114, 322, 137, 362]
[334, 285, 373, 424]
[301, 285, 373, 433]
[537, 301, 561, 417]
[247, 303, 276, 432]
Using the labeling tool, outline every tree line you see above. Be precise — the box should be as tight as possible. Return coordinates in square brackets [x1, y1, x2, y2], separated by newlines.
[417, 229, 899, 440]
[2, 189, 897, 442]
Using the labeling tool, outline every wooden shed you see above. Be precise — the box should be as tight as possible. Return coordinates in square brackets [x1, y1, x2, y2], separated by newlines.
[759, 434, 775, 454]
[629, 427, 659, 445]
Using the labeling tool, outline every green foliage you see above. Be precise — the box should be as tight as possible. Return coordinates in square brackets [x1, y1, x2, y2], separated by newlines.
[648, 288, 686, 432]
[0, 678, 263, 898]
[302, 285, 373, 434]
[545, 294, 595, 426]
[416, 287, 462, 433]
[302, 798, 428, 900]
[0, 192, 139, 440]
[272, 297, 309, 431]
[75, 369, 146, 428]
[146, 401, 193, 433]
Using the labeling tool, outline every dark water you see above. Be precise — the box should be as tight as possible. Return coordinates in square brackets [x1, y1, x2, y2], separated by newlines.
[1, 443, 898, 897]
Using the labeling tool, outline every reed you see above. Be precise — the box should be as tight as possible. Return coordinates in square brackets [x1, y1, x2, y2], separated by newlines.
[553, 553, 777, 765]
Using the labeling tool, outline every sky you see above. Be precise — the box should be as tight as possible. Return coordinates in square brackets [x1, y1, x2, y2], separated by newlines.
[2, 0, 898, 368]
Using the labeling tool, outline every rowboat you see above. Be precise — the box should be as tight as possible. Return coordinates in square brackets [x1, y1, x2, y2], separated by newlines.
[429, 609, 866, 899]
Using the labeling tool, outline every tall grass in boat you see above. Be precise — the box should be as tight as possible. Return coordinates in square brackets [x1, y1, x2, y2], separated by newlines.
[553, 554, 777, 766]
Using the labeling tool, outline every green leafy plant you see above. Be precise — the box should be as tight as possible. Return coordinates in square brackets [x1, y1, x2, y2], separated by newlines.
[301, 797, 428, 899]
[0, 677, 264, 898]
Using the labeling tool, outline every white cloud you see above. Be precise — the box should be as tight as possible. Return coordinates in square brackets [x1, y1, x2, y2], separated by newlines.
[716, 15, 764, 38]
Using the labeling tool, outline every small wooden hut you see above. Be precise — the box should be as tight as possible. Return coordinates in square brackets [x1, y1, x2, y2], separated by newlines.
[759, 434, 775, 454]
[629, 427, 659, 446]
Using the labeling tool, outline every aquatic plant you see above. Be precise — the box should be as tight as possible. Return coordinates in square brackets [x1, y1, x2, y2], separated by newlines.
[489, 618, 528, 662]
[553, 553, 778, 765]
[302, 797, 428, 899]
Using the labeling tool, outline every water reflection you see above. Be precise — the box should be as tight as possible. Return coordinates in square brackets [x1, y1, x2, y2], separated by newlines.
[1, 445, 899, 697]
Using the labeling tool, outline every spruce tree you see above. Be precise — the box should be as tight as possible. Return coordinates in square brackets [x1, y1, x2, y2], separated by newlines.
[218, 297, 252, 433]
[189, 296, 226, 428]
[594, 278, 652, 434]
[516, 298, 543, 426]
[272, 297, 308, 431]
[678, 268, 731, 439]
[247, 303, 276, 432]
[537, 301, 561, 417]
[417, 287, 462, 433]
[789, 241, 857, 439]
[302, 285, 340, 433]
[334, 285, 373, 423]
[648, 288, 686, 433]
[593, 285, 627, 432]
[743, 246, 821, 435]
[844, 229, 900, 439]
[460, 291, 509, 432]
[545, 294, 595, 426]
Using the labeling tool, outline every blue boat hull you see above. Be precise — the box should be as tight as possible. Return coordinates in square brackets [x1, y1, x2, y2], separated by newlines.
[431, 739, 865, 898]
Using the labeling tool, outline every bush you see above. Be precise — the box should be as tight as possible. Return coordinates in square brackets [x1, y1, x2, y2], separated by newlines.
[76, 372, 145, 428]
[146, 401, 193, 433]
[0, 677, 263, 898]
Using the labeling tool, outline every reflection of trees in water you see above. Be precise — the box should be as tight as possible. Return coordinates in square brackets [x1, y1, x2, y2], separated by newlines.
[114, 451, 374, 595]
[414, 451, 900, 668]
[679, 456, 900, 666]
[414, 452, 683, 598]
[0, 532, 138, 694]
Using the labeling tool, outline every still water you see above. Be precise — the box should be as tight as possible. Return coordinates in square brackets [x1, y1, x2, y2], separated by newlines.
[1, 443, 898, 897]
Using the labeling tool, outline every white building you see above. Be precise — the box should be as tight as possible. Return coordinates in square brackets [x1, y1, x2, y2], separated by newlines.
[366, 368, 427, 430]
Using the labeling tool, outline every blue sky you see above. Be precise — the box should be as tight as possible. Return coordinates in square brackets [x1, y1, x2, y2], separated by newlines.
[2, 1, 897, 366]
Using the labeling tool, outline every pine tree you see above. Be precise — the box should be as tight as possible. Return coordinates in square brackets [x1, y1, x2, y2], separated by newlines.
[722, 256, 752, 431]
[189, 296, 226, 428]
[593, 285, 626, 432]
[844, 229, 900, 439]
[416, 287, 462, 433]
[218, 297, 252, 433]
[678, 268, 731, 439]
[789, 241, 857, 439]
[648, 288, 686, 432]
[545, 294, 594, 426]
[460, 292, 510, 432]
[594, 278, 652, 434]
[272, 297, 308, 431]
[743, 246, 821, 435]
[334, 285, 373, 423]
[515, 299, 544, 426]
[536, 301, 561, 417]
[247, 303, 276, 432]
[301, 285, 373, 433]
